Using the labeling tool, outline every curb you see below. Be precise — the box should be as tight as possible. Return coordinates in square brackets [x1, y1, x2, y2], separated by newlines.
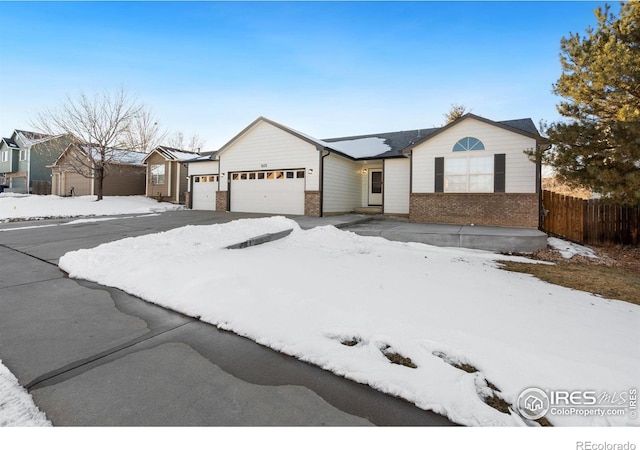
[226, 228, 294, 249]
[333, 216, 377, 229]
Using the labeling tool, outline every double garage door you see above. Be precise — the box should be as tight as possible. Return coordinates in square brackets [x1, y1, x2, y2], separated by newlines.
[230, 169, 305, 215]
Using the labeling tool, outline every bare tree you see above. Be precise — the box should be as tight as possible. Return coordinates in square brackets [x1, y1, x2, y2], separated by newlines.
[443, 104, 471, 124]
[165, 131, 206, 153]
[122, 107, 167, 153]
[33, 88, 156, 200]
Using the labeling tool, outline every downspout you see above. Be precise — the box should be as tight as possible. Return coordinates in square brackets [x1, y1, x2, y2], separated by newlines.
[188, 174, 194, 209]
[26, 146, 31, 193]
[409, 150, 413, 220]
[319, 148, 331, 217]
[382, 159, 386, 214]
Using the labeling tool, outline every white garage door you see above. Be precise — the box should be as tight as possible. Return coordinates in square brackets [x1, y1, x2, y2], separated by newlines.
[230, 169, 305, 215]
[192, 175, 218, 210]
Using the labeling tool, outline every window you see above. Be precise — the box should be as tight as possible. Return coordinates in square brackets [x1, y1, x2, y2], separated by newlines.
[286, 171, 294, 179]
[249, 173, 256, 180]
[453, 137, 485, 152]
[209, 176, 217, 182]
[296, 170, 305, 179]
[1, 151, 7, 163]
[151, 164, 165, 184]
[257, 172, 265, 180]
[444, 156, 494, 193]
[240, 173, 247, 180]
[19, 149, 27, 161]
[194, 176, 200, 183]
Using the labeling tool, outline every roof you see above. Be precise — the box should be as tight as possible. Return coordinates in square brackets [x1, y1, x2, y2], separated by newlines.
[182, 151, 219, 163]
[323, 116, 541, 159]
[143, 146, 200, 163]
[83, 146, 146, 165]
[1, 137, 19, 149]
[323, 128, 439, 159]
[404, 114, 544, 153]
[212, 114, 543, 162]
[52, 144, 146, 166]
[14, 130, 53, 146]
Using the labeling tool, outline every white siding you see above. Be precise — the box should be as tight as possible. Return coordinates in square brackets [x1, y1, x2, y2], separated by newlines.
[188, 161, 219, 176]
[218, 121, 320, 192]
[412, 118, 537, 194]
[383, 158, 410, 214]
[323, 154, 362, 213]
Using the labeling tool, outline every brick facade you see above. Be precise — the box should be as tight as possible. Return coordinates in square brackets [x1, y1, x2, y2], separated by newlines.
[216, 190, 228, 212]
[304, 191, 321, 217]
[409, 193, 539, 228]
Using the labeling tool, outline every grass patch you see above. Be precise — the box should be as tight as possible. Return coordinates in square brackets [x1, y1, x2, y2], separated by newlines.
[381, 346, 417, 368]
[455, 362, 479, 374]
[340, 337, 361, 347]
[482, 394, 511, 414]
[499, 260, 640, 306]
[535, 417, 553, 427]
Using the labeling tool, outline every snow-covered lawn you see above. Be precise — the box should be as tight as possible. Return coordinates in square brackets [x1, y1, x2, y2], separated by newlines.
[0, 194, 183, 221]
[58, 217, 639, 427]
[0, 361, 50, 426]
[548, 237, 599, 259]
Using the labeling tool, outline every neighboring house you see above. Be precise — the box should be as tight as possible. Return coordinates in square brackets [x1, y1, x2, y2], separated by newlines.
[0, 130, 74, 193]
[186, 114, 547, 228]
[50, 143, 146, 197]
[143, 146, 199, 204]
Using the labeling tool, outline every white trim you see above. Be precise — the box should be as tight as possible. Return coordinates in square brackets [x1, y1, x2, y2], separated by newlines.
[168, 161, 172, 198]
[176, 163, 181, 203]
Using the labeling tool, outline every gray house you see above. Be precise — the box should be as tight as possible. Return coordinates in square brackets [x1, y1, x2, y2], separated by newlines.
[0, 130, 74, 193]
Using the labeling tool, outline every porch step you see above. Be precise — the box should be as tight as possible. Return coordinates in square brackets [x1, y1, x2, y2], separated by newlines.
[353, 206, 382, 215]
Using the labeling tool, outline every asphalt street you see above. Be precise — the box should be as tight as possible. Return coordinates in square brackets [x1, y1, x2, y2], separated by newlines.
[0, 210, 456, 426]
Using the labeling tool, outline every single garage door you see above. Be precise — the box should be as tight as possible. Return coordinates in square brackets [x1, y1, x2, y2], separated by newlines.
[230, 169, 305, 215]
[192, 175, 218, 210]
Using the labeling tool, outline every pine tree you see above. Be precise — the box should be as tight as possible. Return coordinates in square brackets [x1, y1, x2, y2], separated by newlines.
[544, 2, 640, 205]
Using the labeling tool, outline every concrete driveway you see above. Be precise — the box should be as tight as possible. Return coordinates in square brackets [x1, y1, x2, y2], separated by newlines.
[0, 211, 456, 426]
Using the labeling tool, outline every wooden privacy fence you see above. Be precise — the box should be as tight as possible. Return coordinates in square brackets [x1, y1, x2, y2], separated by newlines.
[31, 180, 52, 195]
[542, 190, 640, 245]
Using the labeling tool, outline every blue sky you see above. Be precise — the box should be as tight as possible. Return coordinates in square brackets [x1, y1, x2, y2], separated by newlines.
[0, 1, 614, 149]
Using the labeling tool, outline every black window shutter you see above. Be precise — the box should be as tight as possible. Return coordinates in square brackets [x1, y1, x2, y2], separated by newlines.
[494, 154, 506, 193]
[435, 157, 444, 192]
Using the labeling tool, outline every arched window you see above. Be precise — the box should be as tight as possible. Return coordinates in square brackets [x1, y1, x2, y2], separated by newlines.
[453, 137, 485, 152]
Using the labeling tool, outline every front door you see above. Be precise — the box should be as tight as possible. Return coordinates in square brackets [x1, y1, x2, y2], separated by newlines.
[368, 169, 383, 206]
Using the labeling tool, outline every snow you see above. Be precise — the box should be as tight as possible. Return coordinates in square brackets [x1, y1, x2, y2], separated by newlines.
[169, 150, 202, 161]
[326, 137, 391, 158]
[58, 217, 639, 427]
[548, 237, 598, 259]
[84, 146, 146, 165]
[0, 360, 51, 426]
[0, 194, 183, 221]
